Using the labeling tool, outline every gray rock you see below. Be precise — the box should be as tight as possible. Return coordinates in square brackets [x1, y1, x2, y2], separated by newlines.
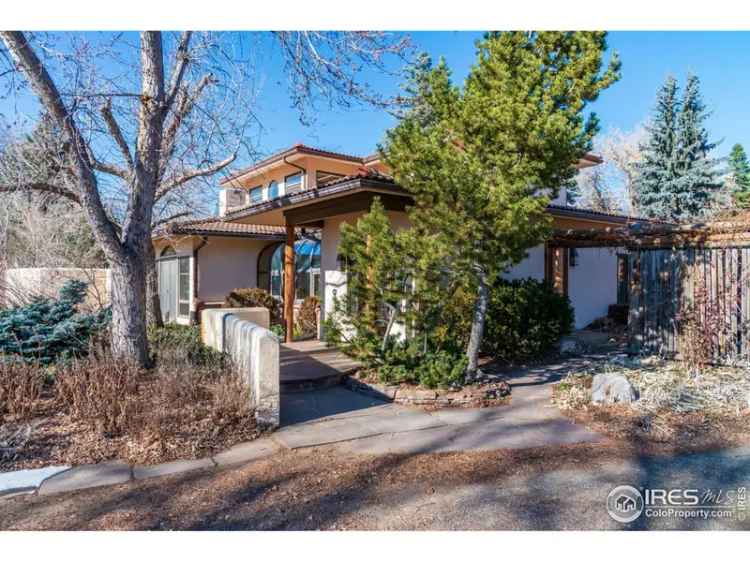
[591, 373, 639, 404]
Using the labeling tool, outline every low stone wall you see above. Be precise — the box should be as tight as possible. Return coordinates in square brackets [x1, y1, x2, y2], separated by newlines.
[201, 308, 280, 428]
[344, 376, 511, 408]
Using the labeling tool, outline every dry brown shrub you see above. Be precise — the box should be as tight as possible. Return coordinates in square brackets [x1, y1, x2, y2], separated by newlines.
[55, 356, 142, 436]
[296, 296, 320, 337]
[0, 359, 47, 419]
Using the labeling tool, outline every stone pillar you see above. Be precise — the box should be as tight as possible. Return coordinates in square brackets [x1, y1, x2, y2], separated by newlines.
[284, 223, 295, 343]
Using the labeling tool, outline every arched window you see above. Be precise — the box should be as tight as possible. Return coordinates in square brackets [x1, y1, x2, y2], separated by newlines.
[161, 245, 176, 257]
[258, 242, 283, 298]
[268, 180, 279, 200]
[256, 239, 321, 301]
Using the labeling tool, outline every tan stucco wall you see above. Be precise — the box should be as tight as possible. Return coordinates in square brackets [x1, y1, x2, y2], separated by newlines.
[153, 235, 274, 324]
[4, 267, 110, 311]
[196, 237, 275, 303]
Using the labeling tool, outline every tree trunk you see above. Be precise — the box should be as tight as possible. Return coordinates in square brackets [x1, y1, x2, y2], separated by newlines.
[465, 264, 489, 378]
[109, 254, 150, 367]
[145, 241, 163, 328]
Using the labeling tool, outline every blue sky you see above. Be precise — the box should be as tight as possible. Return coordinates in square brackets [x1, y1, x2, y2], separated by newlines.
[256, 31, 750, 161]
[2, 31, 749, 166]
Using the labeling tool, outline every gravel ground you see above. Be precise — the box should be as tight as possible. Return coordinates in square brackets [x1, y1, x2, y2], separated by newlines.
[2, 441, 749, 531]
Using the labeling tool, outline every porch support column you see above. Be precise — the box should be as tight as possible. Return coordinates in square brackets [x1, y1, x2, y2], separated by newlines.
[284, 223, 295, 343]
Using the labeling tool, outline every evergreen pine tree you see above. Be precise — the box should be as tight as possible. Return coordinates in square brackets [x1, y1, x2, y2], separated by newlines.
[635, 76, 681, 219]
[673, 73, 722, 218]
[728, 143, 750, 207]
[635, 74, 721, 221]
[383, 32, 620, 376]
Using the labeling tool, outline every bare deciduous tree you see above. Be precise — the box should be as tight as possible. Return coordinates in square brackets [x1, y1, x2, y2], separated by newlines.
[571, 126, 646, 214]
[0, 31, 411, 366]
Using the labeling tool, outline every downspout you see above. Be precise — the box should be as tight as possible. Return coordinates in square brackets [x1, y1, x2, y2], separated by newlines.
[191, 236, 208, 325]
[283, 154, 307, 190]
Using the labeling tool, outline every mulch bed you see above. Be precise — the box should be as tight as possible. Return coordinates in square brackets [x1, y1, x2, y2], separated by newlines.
[347, 369, 511, 409]
[1, 378, 260, 473]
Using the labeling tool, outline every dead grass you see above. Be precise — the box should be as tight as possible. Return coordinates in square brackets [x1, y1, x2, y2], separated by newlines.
[552, 358, 750, 450]
[0, 353, 259, 471]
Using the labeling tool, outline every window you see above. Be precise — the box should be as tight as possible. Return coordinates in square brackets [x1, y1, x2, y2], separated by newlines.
[569, 248, 579, 267]
[257, 239, 320, 302]
[285, 172, 303, 193]
[161, 245, 176, 257]
[249, 185, 263, 203]
[267, 180, 279, 200]
[178, 257, 190, 318]
[316, 170, 344, 186]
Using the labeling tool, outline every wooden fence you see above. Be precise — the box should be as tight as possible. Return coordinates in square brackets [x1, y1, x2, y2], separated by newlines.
[628, 246, 750, 363]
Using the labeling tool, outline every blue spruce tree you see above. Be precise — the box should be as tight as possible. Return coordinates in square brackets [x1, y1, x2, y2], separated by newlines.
[636, 74, 720, 221]
[673, 73, 721, 219]
[635, 76, 680, 219]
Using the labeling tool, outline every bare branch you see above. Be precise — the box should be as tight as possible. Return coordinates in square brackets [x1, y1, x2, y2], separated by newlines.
[165, 31, 193, 111]
[153, 210, 192, 229]
[0, 31, 122, 257]
[156, 153, 236, 200]
[0, 182, 81, 205]
[100, 98, 134, 171]
[160, 73, 216, 170]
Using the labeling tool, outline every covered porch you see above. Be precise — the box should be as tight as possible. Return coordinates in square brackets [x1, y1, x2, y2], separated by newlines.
[221, 171, 412, 343]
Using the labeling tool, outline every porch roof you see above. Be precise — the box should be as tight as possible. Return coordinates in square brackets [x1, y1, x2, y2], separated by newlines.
[222, 170, 410, 227]
[153, 217, 289, 240]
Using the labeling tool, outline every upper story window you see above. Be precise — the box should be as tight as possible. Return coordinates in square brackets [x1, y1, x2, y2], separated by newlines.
[285, 172, 303, 193]
[249, 185, 263, 203]
[316, 170, 344, 186]
[268, 180, 279, 200]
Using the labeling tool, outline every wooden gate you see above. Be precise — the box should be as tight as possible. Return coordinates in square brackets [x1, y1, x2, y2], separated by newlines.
[629, 247, 750, 362]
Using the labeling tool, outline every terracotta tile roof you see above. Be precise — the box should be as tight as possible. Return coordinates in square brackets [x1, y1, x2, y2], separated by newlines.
[220, 143, 376, 185]
[546, 204, 671, 225]
[156, 217, 288, 239]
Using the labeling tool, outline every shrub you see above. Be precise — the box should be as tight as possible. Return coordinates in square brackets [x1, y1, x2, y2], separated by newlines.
[223, 288, 281, 325]
[0, 358, 47, 420]
[54, 353, 253, 443]
[148, 324, 223, 368]
[296, 296, 320, 337]
[378, 340, 467, 389]
[0, 280, 110, 364]
[483, 278, 574, 362]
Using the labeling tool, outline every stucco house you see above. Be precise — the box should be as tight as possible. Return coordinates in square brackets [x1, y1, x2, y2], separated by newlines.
[153, 142, 647, 337]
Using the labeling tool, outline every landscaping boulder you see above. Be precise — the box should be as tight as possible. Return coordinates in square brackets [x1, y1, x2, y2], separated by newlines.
[591, 373, 639, 404]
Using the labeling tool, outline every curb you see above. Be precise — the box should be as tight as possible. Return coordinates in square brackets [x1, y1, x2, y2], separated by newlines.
[1, 436, 284, 501]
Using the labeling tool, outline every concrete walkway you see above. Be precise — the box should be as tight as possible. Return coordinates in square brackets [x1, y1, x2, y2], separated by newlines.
[277, 355, 606, 454]
[280, 340, 361, 391]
